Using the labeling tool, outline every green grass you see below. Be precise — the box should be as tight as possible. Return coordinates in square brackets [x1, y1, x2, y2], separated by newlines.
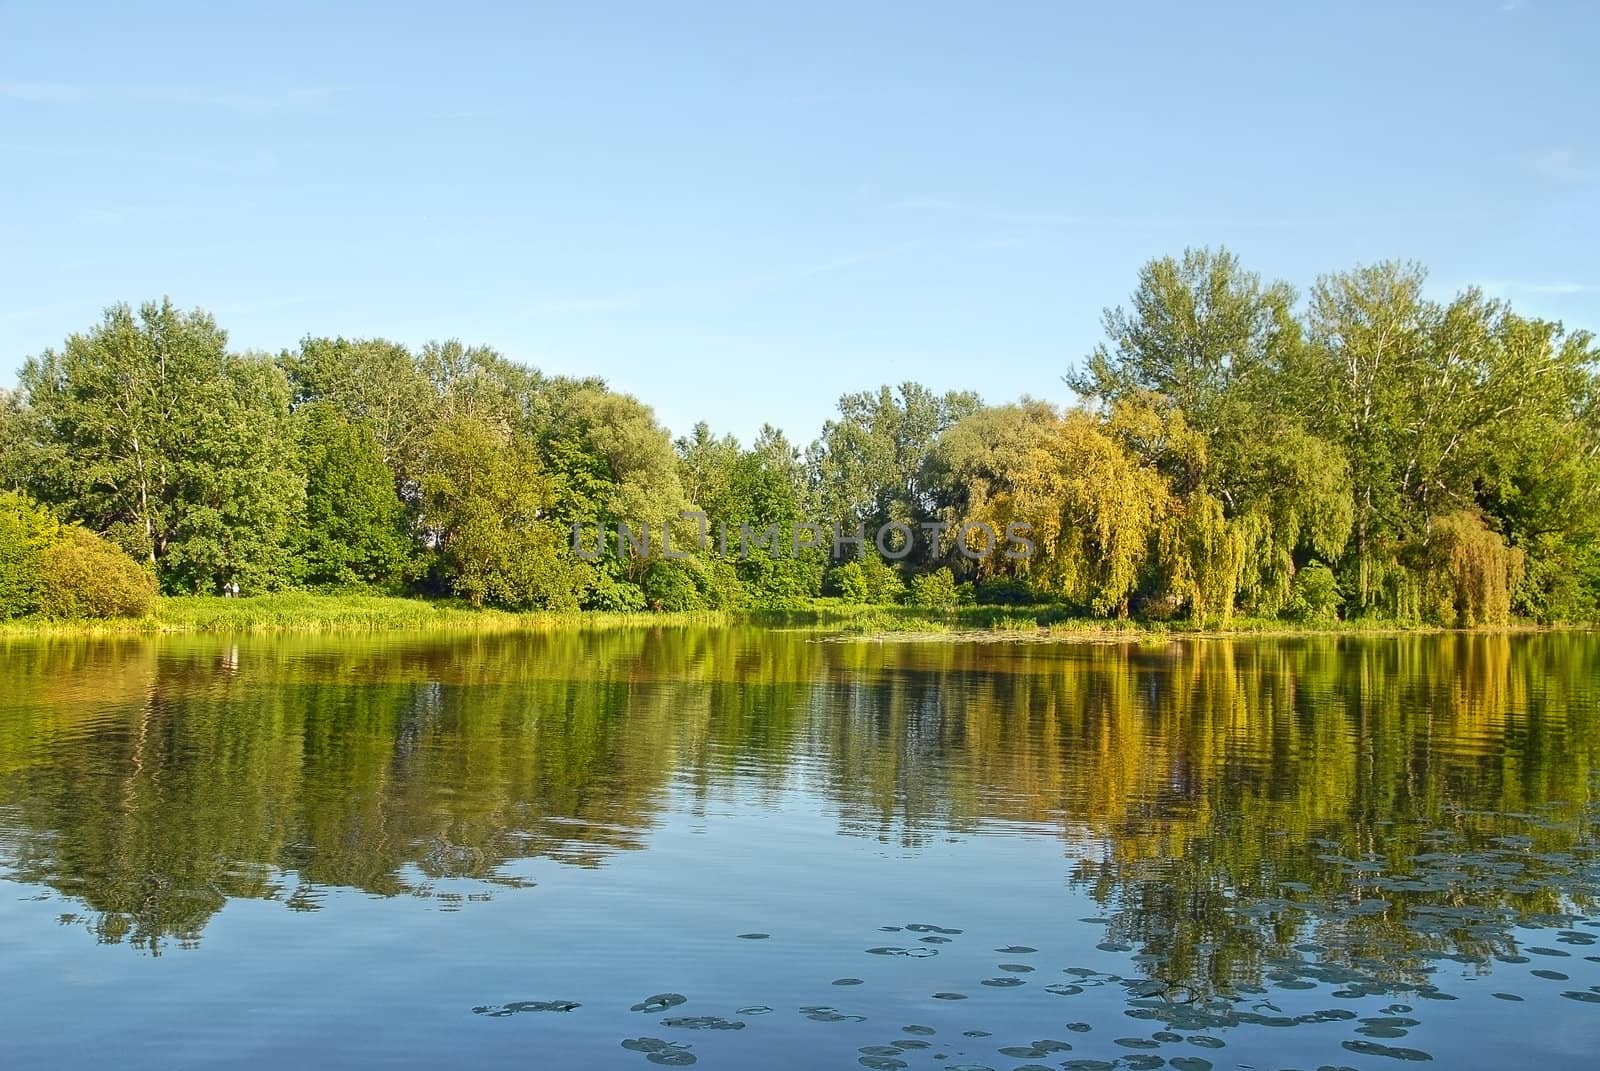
[0, 592, 732, 636]
[0, 591, 1579, 639]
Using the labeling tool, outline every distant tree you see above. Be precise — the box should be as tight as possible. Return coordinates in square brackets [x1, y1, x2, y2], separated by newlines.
[909, 567, 959, 610]
[296, 403, 411, 588]
[674, 421, 741, 519]
[419, 414, 587, 609]
[1071, 247, 1301, 447]
[16, 300, 300, 593]
[280, 337, 436, 474]
[812, 382, 981, 532]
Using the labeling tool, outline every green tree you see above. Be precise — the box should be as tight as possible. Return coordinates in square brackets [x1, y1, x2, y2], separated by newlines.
[296, 403, 411, 588]
[1073, 250, 1354, 620]
[1071, 247, 1302, 482]
[909, 567, 959, 610]
[812, 382, 981, 532]
[418, 414, 587, 609]
[280, 337, 435, 473]
[1298, 265, 1597, 618]
[16, 300, 301, 593]
[0, 490, 56, 617]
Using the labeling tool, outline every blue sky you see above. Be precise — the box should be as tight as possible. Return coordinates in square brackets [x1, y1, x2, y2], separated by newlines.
[2, 1, 1596, 444]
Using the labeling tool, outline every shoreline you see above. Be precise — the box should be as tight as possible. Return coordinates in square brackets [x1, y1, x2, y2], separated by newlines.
[0, 592, 1586, 641]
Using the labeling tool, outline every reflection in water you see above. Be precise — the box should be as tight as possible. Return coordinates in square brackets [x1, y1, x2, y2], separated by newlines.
[0, 628, 1597, 1067]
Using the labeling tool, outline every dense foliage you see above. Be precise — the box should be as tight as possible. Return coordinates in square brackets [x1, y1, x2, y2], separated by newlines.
[2, 251, 1595, 624]
[0, 491, 156, 619]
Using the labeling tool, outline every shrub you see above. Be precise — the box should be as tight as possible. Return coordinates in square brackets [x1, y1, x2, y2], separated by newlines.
[38, 526, 159, 618]
[643, 559, 704, 611]
[0, 492, 157, 619]
[908, 567, 959, 610]
[858, 555, 906, 604]
[740, 555, 824, 609]
[582, 567, 648, 611]
[695, 558, 748, 609]
[828, 560, 869, 602]
[0, 491, 54, 617]
[1285, 561, 1341, 624]
[974, 577, 1035, 605]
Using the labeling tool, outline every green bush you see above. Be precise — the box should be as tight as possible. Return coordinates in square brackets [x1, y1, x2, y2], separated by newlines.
[739, 555, 824, 609]
[859, 555, 907, 604]
[974, 577, 1035, 605]
[582, 566, 649, 611]
[1285, 561, 1341, 624]
[0, 491, 55, 617]
[0, 491, 156, 619]
[38, 526, 158, 618]
[827, 560, 870, 601]
[908, 567, 959, 610]
[643, 559, 704, 611]
[694, 557, 748, 609]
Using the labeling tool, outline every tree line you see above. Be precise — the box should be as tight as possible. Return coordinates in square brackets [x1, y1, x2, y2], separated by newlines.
[1, 247, 1595, 624]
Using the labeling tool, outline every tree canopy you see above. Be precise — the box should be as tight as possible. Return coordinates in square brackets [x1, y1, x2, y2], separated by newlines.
[2, 251, 1595, 623]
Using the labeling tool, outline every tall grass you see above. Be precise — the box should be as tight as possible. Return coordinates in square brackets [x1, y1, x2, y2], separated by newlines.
[0, 592, 732, 636]
[0, 592, 1572, 639]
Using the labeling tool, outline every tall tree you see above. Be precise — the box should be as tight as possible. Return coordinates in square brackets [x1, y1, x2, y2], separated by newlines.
[418, 414, 586, 609]
[280, 337, 435, 473]
[296, 403, 411, 588]
[16, 300, 300, 593]
[811, 382, 981, 531]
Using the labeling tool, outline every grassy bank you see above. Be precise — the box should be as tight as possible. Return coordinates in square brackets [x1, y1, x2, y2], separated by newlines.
[0, 592, 733, 637]
[0, 592, 1579, 639]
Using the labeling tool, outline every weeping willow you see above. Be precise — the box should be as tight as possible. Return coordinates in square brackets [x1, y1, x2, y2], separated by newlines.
[1159, 494, 1249, 626]
[1423, 511, 1526, 627]
[932, 403, 1170, 616]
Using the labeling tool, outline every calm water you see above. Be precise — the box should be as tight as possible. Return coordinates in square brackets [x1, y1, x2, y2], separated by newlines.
[1, 628, 1598, 1069]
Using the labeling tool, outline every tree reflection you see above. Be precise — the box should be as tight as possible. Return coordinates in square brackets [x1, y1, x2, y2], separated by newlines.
[0, 628, 1595, 979]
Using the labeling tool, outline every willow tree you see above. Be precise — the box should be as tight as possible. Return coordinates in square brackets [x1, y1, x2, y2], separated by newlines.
[929, 401, 1169, 615]
[1075, 249, 1353, 621]
[1420, 511, 1525, 626]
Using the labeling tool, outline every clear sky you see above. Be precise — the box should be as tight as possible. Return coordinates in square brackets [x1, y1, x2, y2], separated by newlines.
[2, 1, 1596, 445]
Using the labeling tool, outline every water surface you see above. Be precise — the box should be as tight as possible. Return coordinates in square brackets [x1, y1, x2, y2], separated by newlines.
[1, 628, 1597, 1068]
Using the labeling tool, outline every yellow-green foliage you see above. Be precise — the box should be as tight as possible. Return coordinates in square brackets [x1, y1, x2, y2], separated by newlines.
[1160, 493, 1250, 626]
[937, 402, 1169, 616]
[0, 491, 156, 619]
[1422, 511, 1525, 627]
[0, 491, 54, 616]
[38, 527, 158, 619]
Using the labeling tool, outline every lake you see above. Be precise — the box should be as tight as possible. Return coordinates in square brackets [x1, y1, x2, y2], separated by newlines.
[1, 628, 1597, 1069]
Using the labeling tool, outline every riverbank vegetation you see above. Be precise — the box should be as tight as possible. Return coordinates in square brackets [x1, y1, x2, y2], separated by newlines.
[2, 248, 1596, 628]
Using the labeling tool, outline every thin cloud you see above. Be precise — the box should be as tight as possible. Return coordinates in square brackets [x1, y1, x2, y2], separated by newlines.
[0, 80, 85, 102]
[886, 196, 1458, 230]
[1479, 279, 1598, 297]
[521, 297, 632, 316]
[76, 209, 127, 227]
[507, 242, 923, 324]
[1533, 148, 1598, 181]
[0, 80, 339, 115]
